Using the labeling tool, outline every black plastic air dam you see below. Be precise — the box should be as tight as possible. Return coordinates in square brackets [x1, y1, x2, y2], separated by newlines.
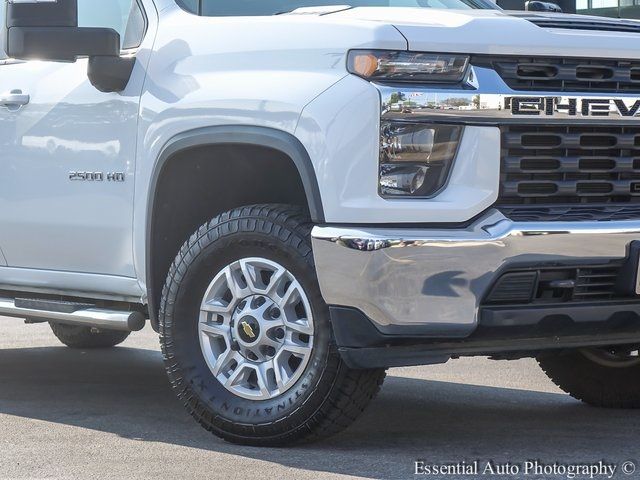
[480, 301, 640, 327]
[339, 328, 640, 369]
[330, 305, 640, 368]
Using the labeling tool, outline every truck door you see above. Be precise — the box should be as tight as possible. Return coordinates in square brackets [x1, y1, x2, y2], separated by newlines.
[0, 0, 148, 278]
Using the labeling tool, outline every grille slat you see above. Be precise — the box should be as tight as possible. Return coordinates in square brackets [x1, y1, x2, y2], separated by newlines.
[505, 156, 640, 174]
[472, 56, 640, 93]
[573, 268, 619, 300]
[498, 125, 640, 220]
[575, 281, 616, 288]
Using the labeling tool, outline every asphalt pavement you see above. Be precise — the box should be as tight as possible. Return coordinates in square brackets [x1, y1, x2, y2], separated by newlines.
[0, 316, 638, 480]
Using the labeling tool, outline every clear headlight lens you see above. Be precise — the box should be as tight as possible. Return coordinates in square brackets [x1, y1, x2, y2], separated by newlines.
[380, 122, 463, 198]
[348, 50, 469, 83]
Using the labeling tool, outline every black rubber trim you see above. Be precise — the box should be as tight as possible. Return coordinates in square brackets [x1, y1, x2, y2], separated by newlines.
[480, 301, 640, 327]
[330, 306, 473, 342]
[14, 298, 94, 314]
[330, 307, 387, 348]
[147, 126, 325, 329]
[340, 329, 640, 369]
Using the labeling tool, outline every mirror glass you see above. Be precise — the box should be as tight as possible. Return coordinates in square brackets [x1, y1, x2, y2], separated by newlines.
[78, 0, 145, 49]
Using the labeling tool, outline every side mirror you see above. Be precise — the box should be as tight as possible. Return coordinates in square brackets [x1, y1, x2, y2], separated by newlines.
[3, 0, 135, 92]
[525, 0, 563, 11]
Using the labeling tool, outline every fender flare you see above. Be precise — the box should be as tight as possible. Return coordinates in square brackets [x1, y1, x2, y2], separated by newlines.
[146, 125, 325, 327]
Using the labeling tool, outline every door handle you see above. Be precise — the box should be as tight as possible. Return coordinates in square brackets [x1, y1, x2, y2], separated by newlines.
[0, 90, 30, 108]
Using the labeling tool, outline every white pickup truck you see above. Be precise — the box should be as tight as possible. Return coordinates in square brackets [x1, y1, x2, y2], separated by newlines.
[2, 0, 640, 446]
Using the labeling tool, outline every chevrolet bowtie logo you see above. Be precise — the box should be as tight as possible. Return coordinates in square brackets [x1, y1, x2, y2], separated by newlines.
[241, 321, 256, 339]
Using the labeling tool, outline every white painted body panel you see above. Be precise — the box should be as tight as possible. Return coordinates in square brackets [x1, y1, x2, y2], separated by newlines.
[0, 59, 139, 275]
[296, 75, 501, 223]
[0, 0, 639, 303]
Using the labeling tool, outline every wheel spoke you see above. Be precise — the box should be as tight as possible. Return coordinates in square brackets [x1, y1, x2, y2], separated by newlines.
[283, 342, 312, 356]
[239, 259, 259, 293]
[261, 336, 282, 350]
[199, 322, 231, 339]
[276, 281, 297, 308]
[284, 318, 313, 336]
[210, 347, 237, 376]
[254, 364, 272, 398]
[265, 267, 287, 297]
[225, 358, 248, 388]
[223, 265, 245, 302]
[201, 301, 233, 314]
[272, 359, 287, 390]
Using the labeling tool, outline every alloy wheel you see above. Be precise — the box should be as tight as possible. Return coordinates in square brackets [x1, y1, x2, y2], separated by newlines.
[198, 258, 314, 400]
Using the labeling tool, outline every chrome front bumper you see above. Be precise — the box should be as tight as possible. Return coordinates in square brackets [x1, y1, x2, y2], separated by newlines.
[311, 210, 640, 337]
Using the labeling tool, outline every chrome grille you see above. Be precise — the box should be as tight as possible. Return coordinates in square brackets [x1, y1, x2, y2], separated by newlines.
[497, 125, 640, 216]
[472, 56, 640, 93]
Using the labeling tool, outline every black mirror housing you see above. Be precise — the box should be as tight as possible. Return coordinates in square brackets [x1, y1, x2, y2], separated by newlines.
[88, 56, 136, 93]
[5, 0, 120, 62]
[3, 0, 134, 92]
[7, 27, 120, 62]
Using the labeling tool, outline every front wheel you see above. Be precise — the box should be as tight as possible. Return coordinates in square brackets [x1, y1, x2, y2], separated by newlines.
[159, 204, 386, 446]
[538, 346, 640, 408]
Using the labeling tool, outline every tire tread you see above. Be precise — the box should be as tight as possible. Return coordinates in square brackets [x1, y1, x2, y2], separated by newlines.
[49, 323, 130, 349]
[538, 351, 640, 409]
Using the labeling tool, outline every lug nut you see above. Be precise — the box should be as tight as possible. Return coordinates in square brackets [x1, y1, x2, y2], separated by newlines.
[230, 341, 240, 351]
[271, 307, 281, 319]
[275, 328, 285, 340]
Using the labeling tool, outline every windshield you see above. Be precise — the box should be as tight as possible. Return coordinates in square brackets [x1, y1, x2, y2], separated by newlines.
[179, 0, 498, 17]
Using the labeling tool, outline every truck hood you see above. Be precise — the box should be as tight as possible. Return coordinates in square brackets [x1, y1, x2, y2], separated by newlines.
[323, 7, 640, 59]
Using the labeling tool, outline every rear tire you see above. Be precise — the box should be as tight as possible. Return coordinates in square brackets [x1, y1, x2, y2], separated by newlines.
[159, 204, 386, 446]
[538, 346, 640, 408]
[49, 322, 130, 349]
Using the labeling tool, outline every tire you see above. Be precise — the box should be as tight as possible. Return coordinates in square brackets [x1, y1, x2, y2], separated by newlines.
[49, 322, 131, 349]
[538, 346, 640, 408]
[159, 204, 386, 446]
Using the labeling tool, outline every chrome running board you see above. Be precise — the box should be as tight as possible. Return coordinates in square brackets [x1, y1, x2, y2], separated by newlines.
[0, 297, 145, 332]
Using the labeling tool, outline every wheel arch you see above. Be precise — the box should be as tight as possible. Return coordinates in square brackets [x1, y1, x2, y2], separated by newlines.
[146, 125, 325, 329]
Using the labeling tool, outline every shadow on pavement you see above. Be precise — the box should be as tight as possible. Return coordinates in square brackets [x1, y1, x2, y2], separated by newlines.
[0, 346, 638, 479]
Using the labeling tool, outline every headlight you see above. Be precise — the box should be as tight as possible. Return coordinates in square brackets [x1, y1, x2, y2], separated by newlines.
[379, 122, 463, 198]
[348, 50, 469, 83]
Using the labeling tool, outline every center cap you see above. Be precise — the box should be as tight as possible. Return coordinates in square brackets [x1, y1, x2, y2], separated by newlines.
[237, 315, 260, 343]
